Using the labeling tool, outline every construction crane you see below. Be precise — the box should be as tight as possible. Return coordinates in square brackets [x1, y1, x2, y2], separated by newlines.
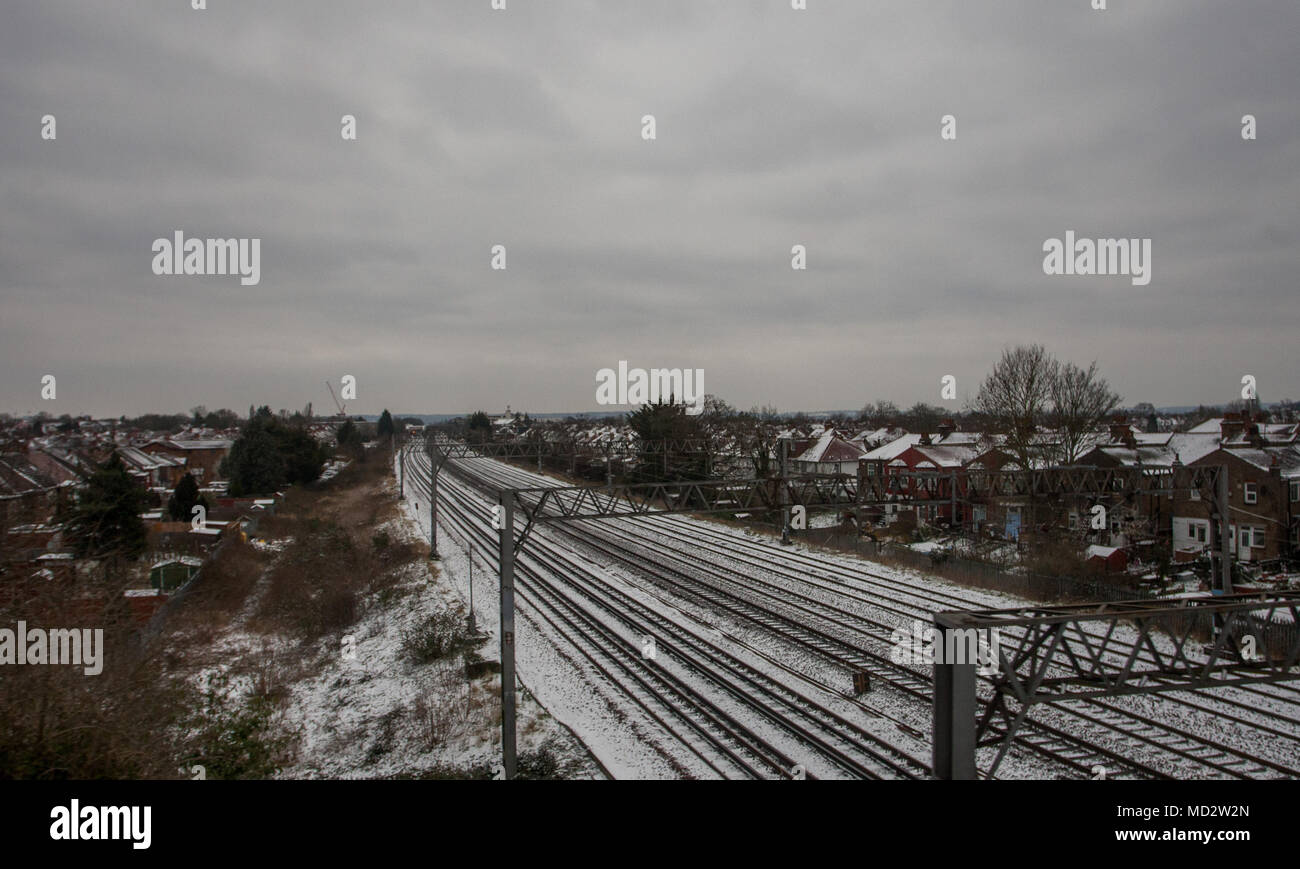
[325, 380, 347, 418]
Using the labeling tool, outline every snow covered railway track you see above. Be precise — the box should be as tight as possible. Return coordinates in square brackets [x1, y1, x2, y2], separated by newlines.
[409, 452, 923, 778]
[407, 458, 779, 777]
[439, 457, 1141, 778]
[450, 455, 1300, 779]
[633, 510, 1300, 735]
[597, 514, 1300, 762]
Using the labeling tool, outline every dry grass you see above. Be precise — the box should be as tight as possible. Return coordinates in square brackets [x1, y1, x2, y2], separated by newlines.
[0, 573, 187, 779]
[169, 540, 266, 629]
[0, 444, 420, 779]
[250, 459, 422, 642]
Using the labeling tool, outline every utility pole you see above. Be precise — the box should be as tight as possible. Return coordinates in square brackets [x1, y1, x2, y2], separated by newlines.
[932, 617, 977, 780]
[467, 546, 476, 634]
[1216, 466, 1233, 594]
[426, 439, 440, 559]
[497, 492, 518, 779]
[950, 471, 957, 530]
[780, 438, 791, 545]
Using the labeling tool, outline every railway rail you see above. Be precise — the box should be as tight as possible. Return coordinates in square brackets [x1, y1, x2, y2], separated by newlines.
[404, 447, 1300, 779]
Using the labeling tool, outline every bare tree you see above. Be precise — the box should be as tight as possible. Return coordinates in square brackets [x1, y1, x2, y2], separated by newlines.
[905, 402, 944, 436]
[970, 344, 1058, 471]
[1050, 361, 1121, 464]
[860, 400, 899, 426]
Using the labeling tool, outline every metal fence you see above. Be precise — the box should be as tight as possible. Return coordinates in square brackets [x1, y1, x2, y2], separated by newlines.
[797, 528, 1299, 656]
[798, 527, 1156, 604]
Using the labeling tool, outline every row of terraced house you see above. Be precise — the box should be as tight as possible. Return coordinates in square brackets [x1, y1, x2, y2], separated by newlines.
[782, 413, 1300, 566]
[0, 431, 236, 550]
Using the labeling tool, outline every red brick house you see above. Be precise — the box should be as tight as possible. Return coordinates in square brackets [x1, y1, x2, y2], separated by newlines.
[142, 438, 233, 483]
[1177, 445, 1300, 563]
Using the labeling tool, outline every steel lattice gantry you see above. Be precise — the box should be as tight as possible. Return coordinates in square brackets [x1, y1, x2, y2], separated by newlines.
[419, 435, 759, 480]
[417, 438, 1237, 779]
[933, 592, 1300, 780]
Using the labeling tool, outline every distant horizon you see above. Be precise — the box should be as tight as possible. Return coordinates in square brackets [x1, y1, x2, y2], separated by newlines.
[5, 399, 1291, 425]
[368, 401, 1285, 424]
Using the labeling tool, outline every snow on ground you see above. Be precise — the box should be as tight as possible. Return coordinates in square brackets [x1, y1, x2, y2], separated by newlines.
[163, 467, 602, 779]
[273, 475, 602, 779]
[399, 470, 693, 777]
[424, 455, 1300, 779]
[908, 540, 944, 553]
[407, 456, 939, 777]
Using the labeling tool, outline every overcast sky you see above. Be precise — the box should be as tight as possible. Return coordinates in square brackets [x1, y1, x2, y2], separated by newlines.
[2, 0, 1296, 419]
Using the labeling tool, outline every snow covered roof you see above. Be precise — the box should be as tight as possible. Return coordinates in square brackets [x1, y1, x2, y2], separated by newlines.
[1187, 418, 1223, 434]
[1187, 418, 1298, 443]
[862, 430, 988, 462]
[0, 453, 60, 497]
[863, 434, 924, 461]
[909, 443, 983, 469]
[1087, 433, 1221, 468]
[1220, 446, 1300, 476]
[850, 427, 908, 449]
[146, 438, 233, 451]
[117, 446, 185, 471]
[792, 432, 866, 464]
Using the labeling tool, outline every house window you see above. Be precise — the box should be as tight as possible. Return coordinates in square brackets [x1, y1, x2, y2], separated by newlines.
[1244, 482, 1257, 505]
[1240, 527, 1264, 549]
[1068, 512, 1078, 530]
[1290, 481, 1299, 502]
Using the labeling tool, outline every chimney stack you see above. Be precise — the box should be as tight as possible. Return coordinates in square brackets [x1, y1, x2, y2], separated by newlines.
[1220, 412, 1245, 442]
[1108, 415, 1131, 443]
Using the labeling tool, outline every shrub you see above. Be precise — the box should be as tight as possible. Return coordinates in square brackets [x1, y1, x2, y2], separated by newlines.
[180, 672, 294, 780]
[515, 738, 583, 780]
[402, 610, 471, 664]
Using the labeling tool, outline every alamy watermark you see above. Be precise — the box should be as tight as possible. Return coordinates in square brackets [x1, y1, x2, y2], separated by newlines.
[890, 620, 1001, 676]
[1043, 230, 1151, 286]
[595, 362, 705, 415]
[50, 800, 150, 849]
[151, 231, 260, 286]
[0, 621, 103, 675]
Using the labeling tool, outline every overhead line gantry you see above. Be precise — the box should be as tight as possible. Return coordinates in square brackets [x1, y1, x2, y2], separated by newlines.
[414, 435, 1248, 780]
